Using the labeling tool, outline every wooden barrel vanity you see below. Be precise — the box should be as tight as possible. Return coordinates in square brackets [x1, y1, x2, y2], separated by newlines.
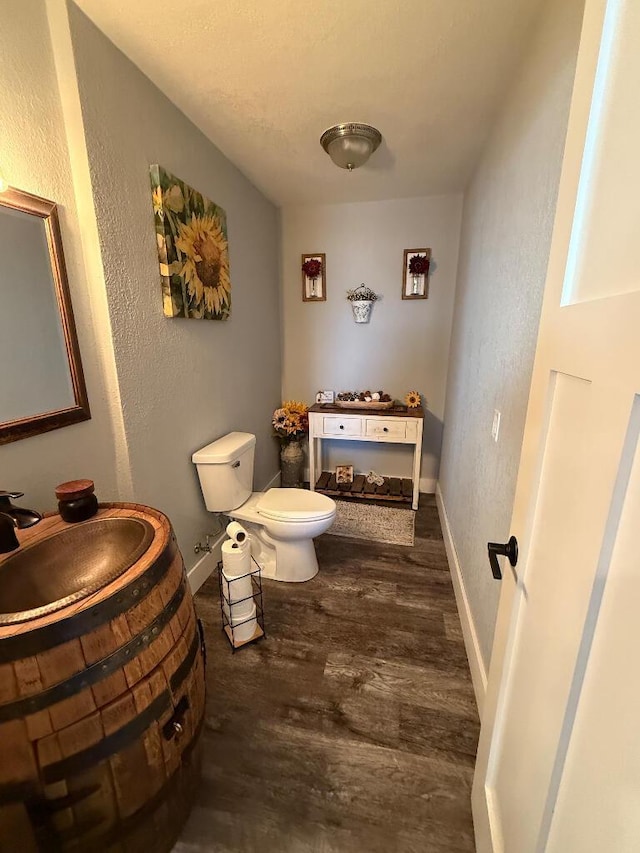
[0, 503, 206, 852]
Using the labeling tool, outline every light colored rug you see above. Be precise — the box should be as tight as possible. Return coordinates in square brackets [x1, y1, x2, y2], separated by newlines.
[328, 500, 415, 546]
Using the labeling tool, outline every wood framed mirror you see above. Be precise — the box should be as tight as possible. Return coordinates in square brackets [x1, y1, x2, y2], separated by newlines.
[0, 187, 90, 445]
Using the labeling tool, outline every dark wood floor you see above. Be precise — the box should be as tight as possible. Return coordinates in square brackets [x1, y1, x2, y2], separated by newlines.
[175, 495, 479, 852]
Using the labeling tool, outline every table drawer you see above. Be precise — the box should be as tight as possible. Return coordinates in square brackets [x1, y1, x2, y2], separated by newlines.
[322, 416, 362, 436]
[365, 418, 407, 440]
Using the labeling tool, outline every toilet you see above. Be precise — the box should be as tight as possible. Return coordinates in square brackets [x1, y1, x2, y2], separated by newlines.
[192, 432, 336, 582]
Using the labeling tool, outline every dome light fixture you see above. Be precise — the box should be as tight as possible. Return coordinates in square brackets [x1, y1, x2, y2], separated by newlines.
[320, 123, 382, 171]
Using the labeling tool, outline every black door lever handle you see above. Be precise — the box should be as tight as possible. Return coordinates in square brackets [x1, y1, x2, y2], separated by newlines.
[487, 536, 518, 580]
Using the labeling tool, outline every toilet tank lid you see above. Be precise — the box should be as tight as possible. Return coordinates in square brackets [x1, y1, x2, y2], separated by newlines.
[192, 432, 256, 464]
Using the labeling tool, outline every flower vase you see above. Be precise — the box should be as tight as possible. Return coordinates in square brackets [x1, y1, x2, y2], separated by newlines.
[351, 299, 373, 324]
[280, 439, 304, 488]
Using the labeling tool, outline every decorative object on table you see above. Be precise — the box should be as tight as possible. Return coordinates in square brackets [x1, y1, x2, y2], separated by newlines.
[404, 390, 422, 408]
[55, 479, 99, 523]
[320, 123, 382, 171]
[301, 253, 326, 301]
[402, 248, 431, 299]
[150, 164, 231, 320]
[218, 522, 265, 651]
[346, 283, 379, 323]
[315, 389, 335, 404]
[272, 400, 309, 487]
[336, 390, 393, 409]
[335, 465, 354, 485]
[366, 470, 385, 486]
[328, 501, 415, 546]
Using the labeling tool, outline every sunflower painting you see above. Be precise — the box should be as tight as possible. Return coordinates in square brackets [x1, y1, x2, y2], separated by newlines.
[150, 165, 231, 319]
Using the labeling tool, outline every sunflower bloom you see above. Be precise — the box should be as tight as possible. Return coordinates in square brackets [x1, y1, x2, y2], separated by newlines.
[175, 213, 231, 316]
[405, 391, 421, 408]
[152, 186, 164, 217]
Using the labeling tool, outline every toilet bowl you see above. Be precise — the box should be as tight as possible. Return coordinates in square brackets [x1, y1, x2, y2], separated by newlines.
[192, 432, 336, 583]
[229, 488, 336, 582]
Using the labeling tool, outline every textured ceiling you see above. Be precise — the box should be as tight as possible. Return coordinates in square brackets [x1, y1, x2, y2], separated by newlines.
[73, 0, 543, 207]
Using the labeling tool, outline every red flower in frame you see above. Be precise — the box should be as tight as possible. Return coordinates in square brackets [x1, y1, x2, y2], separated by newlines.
[302, 258, 323, 279]
[409, 254, 430, 276]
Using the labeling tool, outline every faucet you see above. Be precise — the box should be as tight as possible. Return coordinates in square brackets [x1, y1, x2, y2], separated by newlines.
[0, 491, 42, 529]
[0, 513, 19, 553]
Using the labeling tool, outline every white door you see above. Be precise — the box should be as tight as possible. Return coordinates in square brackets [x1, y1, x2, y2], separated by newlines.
[473, 0, 640, 850]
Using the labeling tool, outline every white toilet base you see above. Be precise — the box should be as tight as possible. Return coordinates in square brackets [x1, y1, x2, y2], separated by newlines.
[227, 490, 335, 584]
[237, 520, 319, 583]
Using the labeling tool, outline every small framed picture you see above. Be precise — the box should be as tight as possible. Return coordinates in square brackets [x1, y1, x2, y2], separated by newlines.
[315, 390, 335, 404]
[402, 248, 431, 300]
[335, 465, 354, 485]
[302, 253, 326, 302]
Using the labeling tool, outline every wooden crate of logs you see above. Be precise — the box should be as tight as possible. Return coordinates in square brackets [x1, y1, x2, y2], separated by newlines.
[315, 471, 414, 503]
[0, 504, 206, 852]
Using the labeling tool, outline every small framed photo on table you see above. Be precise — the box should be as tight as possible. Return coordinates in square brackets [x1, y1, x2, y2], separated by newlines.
[302, 253, 326, 302]
[402, 248, 431, 300]
[335, 465, 354, 485]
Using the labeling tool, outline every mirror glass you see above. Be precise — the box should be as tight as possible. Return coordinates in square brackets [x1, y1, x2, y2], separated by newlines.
[0, 188, 90, 444]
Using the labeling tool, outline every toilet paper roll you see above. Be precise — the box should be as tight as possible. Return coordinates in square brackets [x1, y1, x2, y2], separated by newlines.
[226, 521, 248, 545]
[221, 538, 251, 577]
[221, 539, 253, 618]
[229, 602, 258, 644]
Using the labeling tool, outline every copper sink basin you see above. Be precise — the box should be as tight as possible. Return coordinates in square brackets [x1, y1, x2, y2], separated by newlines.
[0, 517, 155, 625]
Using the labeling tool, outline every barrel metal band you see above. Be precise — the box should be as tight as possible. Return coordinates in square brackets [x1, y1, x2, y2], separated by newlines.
[40, 713, 205, 848]
[42, 691, 172, 784]
[0, 576, 187, 722]
[0, 535, 178, 664]
[41, 617, 201, 785]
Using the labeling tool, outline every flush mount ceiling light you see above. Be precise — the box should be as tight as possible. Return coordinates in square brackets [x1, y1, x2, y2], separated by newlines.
[320, 123, 382, 171]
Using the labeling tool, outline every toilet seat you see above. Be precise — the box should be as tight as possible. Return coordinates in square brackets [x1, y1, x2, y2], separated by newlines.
[257, 488, 335, 522]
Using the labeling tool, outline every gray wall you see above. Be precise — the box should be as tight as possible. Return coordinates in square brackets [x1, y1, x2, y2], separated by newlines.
[0, 0, 121, 512]
[439, 0, 585, 668]
[67, 5, 282, 558]
[281, 195, 463, 488]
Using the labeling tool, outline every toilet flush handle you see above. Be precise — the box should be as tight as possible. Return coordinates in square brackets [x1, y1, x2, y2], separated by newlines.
[232, 461, 241, 468]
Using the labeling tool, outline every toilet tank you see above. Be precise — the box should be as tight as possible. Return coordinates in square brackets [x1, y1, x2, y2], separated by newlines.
[192, 432, 256, 512]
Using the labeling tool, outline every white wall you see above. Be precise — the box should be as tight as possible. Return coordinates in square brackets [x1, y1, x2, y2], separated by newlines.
[439, 0, 585, 670]
[67, 4, 282, 559]
[0, 0, 121, 511]
[282, 195, 463, 489]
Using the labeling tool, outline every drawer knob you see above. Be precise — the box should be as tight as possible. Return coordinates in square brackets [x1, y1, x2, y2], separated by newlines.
[383, 427, 388, 432]
[340, 424, 344, 430]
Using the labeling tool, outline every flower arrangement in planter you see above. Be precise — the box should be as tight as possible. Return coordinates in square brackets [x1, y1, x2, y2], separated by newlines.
[272, 400, 309, 487]
[272, 400, 309, 442]
[346, 283, 379, 323]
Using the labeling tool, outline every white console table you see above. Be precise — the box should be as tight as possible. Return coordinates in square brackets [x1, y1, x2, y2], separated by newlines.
[308, 404, 424, 510]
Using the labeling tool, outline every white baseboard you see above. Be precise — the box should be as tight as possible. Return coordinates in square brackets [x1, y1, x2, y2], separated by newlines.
[419, 477, 437, 494]
[436, 482, 487, 718]
[187, 533, 224, 594]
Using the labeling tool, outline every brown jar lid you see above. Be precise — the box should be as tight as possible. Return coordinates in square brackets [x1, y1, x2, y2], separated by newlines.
[55, 479, 95, 501]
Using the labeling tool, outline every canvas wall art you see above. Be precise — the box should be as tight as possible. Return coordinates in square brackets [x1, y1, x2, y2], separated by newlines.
[150, 165, 231, 319]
